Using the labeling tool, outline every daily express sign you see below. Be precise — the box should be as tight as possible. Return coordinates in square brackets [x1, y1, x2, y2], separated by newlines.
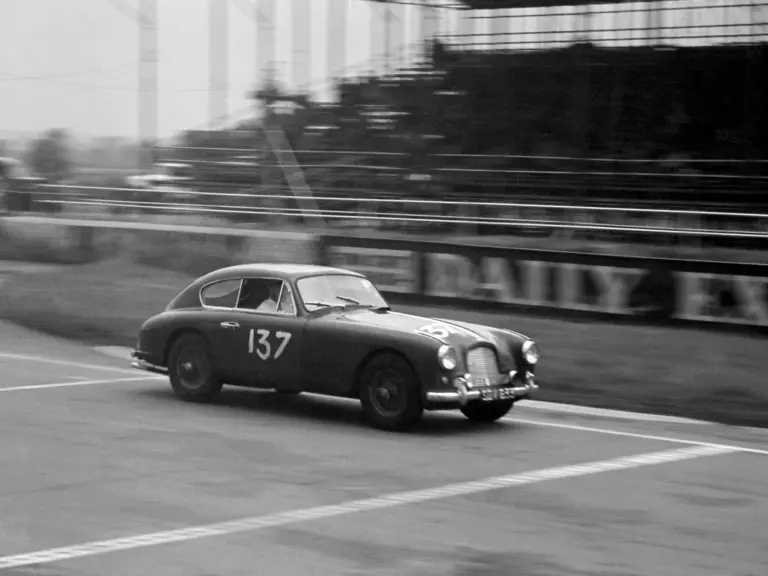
[326, 245, 768, 328]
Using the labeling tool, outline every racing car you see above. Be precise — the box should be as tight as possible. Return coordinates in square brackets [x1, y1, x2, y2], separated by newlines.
[130, 263, 540, 431]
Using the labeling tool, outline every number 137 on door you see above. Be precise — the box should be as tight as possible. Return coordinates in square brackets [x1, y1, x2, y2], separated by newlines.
[248, 329, 292, 360]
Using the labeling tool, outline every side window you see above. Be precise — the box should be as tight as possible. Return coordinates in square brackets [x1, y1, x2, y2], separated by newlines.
[277, 284, 296, 315]
[200, 279, 242, 309]
[237, 278, 285, 313]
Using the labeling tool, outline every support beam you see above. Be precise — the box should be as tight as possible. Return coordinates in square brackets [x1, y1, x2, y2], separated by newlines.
[138, 0, 158, 169]
[292, 0, 311, 93]
[209, 0, 229, 127]
[327, 0, 348, 81]
[257, 0, 276, 91]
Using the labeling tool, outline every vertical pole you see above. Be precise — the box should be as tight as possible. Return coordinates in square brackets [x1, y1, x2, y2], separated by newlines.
[423, 1, 438, 58]
[139, 0, 158, 170]
[489, 5, 504, 49]
[417, 0, 427, 61]
[370, 2, 381, 74]
[292, 0, 311, 94]
[383, 2, 391, 73]
[457, 5, 474, 50]
[257, 0, 276, 91]
[327, 0, 347, 80]
[209, 0, 228, 128]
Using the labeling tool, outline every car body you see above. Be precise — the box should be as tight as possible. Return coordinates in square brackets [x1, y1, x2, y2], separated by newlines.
[131, 263, 540, 430]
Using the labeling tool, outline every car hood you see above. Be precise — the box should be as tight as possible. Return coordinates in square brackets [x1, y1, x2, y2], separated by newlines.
[338, 308, 524, 351]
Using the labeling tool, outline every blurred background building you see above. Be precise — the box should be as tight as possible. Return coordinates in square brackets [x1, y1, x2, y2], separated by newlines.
[3, 0, 767, 239]
[159, 0, 768, 209]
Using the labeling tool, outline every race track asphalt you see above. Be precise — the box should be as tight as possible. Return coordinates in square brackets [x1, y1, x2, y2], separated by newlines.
[0, 320, 766, 576]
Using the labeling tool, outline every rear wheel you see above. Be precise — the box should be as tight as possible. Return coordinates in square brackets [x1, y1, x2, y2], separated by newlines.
[359, 353, 423, 432]
[460, 399, 514, 423]
[167, 333, 223, 402]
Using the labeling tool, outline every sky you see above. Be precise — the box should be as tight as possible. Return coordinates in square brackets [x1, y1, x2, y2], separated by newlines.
[0, 0, 764, 143]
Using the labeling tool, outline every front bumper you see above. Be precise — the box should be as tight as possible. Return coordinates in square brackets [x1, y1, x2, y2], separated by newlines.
[426, 370, 537, 406]
[130, 349, 168, 375]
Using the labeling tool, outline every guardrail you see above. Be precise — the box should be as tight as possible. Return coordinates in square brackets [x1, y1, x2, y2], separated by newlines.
[318, 233, 768, 333]
[37, 183, 768, 217]
[25, 183, 768, 250]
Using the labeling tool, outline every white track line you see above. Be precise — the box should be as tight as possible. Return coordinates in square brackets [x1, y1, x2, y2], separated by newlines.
[0, 376, 164, 393]
[510, 417, 768, 457]
[0, 444, 736, 570]
[0, 352, 139, 375]
[2, 352, 764, 455]
[522, 400, 710, 425]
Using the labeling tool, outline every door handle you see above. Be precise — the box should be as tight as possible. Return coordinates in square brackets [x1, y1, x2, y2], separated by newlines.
[220, 321, 240, 329]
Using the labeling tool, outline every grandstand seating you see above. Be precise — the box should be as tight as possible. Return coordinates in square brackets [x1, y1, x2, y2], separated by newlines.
[162, 39, 767, 214]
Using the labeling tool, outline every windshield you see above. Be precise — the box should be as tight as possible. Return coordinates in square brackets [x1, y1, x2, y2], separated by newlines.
[297, 274, 389, 311]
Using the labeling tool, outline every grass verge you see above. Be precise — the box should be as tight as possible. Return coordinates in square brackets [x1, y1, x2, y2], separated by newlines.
[0, 259, 765, 427]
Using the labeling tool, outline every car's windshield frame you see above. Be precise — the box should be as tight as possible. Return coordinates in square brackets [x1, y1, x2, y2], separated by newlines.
[295, 273, 389, 313]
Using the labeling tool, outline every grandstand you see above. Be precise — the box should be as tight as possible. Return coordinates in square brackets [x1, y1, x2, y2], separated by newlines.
[150, 1, 768, 244]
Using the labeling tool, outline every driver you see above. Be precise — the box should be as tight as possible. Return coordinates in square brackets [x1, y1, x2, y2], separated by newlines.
[254, 281, 281, 313]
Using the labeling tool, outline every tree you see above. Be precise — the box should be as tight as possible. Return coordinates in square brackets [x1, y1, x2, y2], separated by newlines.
[27, 128, 73, 182]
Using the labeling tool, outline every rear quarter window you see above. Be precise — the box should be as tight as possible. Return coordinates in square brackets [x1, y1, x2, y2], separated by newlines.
[165, 282, 196, 310]
[200, 279, 242, 309]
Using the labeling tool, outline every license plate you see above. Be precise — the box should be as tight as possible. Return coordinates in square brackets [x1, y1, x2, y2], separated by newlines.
[480, 387, 517, 402]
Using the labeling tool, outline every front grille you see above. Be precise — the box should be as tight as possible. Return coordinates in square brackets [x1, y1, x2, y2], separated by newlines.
[466, 346, 500, 380]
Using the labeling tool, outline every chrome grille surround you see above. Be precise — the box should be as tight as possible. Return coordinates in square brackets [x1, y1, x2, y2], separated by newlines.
[466, 346, 501, 381]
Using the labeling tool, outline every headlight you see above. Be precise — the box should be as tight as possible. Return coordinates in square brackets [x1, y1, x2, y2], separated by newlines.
[437, 345, 458, 371]
[522, 340, 539, 365]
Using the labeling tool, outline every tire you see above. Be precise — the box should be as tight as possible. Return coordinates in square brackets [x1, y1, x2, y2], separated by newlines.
[460, 399, 514, 423]
[359, 353, 423, 432]
[167, 333, 223, 403]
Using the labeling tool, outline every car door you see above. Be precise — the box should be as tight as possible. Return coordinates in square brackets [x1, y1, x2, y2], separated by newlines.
[197, 277, 246, 382]
[232, 277, 305, 391]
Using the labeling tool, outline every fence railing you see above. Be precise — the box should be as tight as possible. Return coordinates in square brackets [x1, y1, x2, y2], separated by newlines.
[156, 146, 768, 208]
[17, 182, 768, 251]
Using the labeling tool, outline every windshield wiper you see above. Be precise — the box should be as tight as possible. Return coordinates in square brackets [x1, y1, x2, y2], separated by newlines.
[304, 301, 335, 308]
[335, 295, 361, 305]
[334, 295, 391, 311]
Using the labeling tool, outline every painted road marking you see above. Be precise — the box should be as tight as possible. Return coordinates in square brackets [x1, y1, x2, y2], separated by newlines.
[0, 352, 139, 375]
[510, 417, 768, 457]
[522, 400, 710, 425]
[0, 376, 164, 393]
[285, 393, 767, 457]
[92, 346, 133, 361]
[0, 444, 737, 570]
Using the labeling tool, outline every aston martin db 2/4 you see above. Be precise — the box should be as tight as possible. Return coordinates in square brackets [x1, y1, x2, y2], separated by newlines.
[131, 264, 540, 431]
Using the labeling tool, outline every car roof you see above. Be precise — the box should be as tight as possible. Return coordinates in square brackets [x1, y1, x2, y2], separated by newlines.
[198, 263, 364, 284]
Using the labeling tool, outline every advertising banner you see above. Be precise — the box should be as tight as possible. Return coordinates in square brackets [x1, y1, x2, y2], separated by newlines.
[320, 235, 768, 332]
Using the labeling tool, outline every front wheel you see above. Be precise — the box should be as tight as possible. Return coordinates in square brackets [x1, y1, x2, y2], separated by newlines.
[359, 353, 423, 432]
[167, 333, 223, 402]
[460, 399, 514, 423]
